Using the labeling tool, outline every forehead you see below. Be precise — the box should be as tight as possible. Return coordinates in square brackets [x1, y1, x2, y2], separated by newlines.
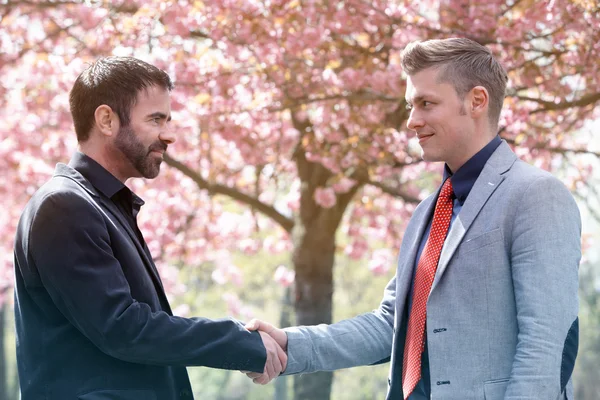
[131, 85, 171, 114]
[404, 68, 456, 102]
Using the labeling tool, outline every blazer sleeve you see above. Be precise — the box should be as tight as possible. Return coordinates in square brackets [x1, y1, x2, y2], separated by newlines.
[505, 174, 581, 398]
[27, 189, 266, 372]
[282, 275, 395, 375]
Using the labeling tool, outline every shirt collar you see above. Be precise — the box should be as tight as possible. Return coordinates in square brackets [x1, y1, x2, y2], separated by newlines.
[443, 135, 502, 205]
[68, 151, 143, 207]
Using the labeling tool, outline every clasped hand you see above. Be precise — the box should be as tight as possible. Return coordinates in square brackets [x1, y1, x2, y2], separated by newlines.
[243, 319, 288, 385]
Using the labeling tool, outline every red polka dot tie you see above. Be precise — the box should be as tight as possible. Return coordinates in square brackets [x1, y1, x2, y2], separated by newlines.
[402, 178, 454, 399]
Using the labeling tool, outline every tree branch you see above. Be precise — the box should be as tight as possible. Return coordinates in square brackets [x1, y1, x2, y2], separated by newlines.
[515, 92, 600, 113]
[364, 180, 421, 204]
[503, 137, 600, 157]
[163, 153, 295, 233]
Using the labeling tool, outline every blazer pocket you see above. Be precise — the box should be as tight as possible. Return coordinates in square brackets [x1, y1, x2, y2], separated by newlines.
[483, 378, 509, 400]
[459, 228, 503, 255]
[78, 389, 157, 400]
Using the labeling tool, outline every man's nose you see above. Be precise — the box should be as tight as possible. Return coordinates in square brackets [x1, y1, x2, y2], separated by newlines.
[159, 125, 176, 145]
[406, 109, 425, 131]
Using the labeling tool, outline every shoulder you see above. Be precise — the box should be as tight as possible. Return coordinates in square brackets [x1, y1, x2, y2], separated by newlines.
[33, 174, 93, 206]
[506, 160, 579, 219]
[508, 160, 572, 195]
[24, 175, 103, 231]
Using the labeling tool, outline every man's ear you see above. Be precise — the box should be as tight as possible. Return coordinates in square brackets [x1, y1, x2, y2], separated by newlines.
[94, 105, 118, 137]
[469, 86, 489, 119]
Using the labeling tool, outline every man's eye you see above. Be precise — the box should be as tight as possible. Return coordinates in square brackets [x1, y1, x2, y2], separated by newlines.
[423, 101, 432, 107]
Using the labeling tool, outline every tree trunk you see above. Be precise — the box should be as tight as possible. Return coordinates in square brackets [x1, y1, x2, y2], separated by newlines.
[291, 226, 336, 400]
[0, 303, 8, 400]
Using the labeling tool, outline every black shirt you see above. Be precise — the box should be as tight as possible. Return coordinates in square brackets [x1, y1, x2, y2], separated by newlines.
[69, 151, 146, 244]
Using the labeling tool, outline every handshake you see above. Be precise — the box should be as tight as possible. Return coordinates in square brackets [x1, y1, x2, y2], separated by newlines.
[243, 319, 288, 385]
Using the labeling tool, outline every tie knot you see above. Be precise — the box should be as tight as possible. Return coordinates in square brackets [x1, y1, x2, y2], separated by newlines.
[440, 178, 454, 200]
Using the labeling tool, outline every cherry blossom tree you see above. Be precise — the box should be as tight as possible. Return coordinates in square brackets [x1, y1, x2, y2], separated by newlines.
[1, 0, 599, 398]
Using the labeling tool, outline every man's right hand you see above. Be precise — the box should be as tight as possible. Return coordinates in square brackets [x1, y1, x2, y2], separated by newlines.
[245, 319, 288, 384]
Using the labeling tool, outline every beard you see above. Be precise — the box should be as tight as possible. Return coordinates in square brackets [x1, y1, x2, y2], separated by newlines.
[114, 125, 167, 179]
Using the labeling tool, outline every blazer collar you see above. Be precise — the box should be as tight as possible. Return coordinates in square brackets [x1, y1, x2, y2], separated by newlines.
[54, 162, 100, 198]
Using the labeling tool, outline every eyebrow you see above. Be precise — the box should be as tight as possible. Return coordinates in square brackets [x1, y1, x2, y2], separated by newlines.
[405, 93, 441, 106]
[148, 112, 172, 122]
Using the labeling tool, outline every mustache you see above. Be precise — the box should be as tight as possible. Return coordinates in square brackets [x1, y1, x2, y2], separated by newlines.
[148, 141, 168, 154]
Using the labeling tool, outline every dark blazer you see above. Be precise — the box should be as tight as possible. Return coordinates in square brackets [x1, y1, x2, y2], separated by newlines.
[13, 161, 266, 400]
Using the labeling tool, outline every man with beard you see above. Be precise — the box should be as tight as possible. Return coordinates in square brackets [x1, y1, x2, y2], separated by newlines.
[13, 57, 286, 400]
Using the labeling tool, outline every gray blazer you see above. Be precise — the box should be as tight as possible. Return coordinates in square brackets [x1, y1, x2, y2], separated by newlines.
[283, 141, 580, 400]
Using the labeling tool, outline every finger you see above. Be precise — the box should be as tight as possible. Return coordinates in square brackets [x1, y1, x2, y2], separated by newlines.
[253, 375, 269, 385]
[271, 343, 283, 376]
[263, 334, 282, 377]
[245, 372, 261, 379]
[251, 373, 265, 384]
[258, 331, 281, 382]
[246, 319, 276, 334]
[245, 318, 259, 330]
[276, 340, 288, 372]
[264, 351, 276, 382]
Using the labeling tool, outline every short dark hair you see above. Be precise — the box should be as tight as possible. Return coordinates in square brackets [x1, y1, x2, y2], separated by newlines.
[400, 38, 508, 128]
[69, 56, 174, 142]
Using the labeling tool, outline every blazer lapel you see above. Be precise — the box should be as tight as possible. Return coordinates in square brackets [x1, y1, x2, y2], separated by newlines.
[430, 141, 517, 292]
[394, 193, 438, 326]
[55, 164, 172, 314]
[97, 197, 172, 311]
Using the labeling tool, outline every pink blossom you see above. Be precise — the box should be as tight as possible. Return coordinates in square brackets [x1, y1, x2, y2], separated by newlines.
[339, 68, 366, 91]
[320, 157, 341, 173]
[314, 187, 337, 208]
[211, 254, 243, 286]
[274, 265, 295, 288]
[305, 152, 321, 163]
[264, 236, 292, 253]
[332, 177, 357, 194]
[368, 249, 394, 276]
[238, 238, 260, 255]
[345, 238, 369, 260]
[222, 293, 254, 319]
[222, 293, 242, 317]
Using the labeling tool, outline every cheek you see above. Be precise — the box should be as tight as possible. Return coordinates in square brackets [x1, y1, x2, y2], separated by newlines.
[132, 125, 154, 144]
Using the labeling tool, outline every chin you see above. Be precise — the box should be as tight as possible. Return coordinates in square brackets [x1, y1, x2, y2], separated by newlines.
[143, 170, 161, 179]
[139, 160, 163, 179]
[145, 167, 162, 179]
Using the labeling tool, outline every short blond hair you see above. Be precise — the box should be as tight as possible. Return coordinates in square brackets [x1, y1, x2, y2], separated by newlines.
[401, 38, 508, 128]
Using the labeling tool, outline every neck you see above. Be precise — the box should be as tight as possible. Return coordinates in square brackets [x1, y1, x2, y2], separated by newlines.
[448, 130, 497, 173]
[78, 141, 132, 183]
